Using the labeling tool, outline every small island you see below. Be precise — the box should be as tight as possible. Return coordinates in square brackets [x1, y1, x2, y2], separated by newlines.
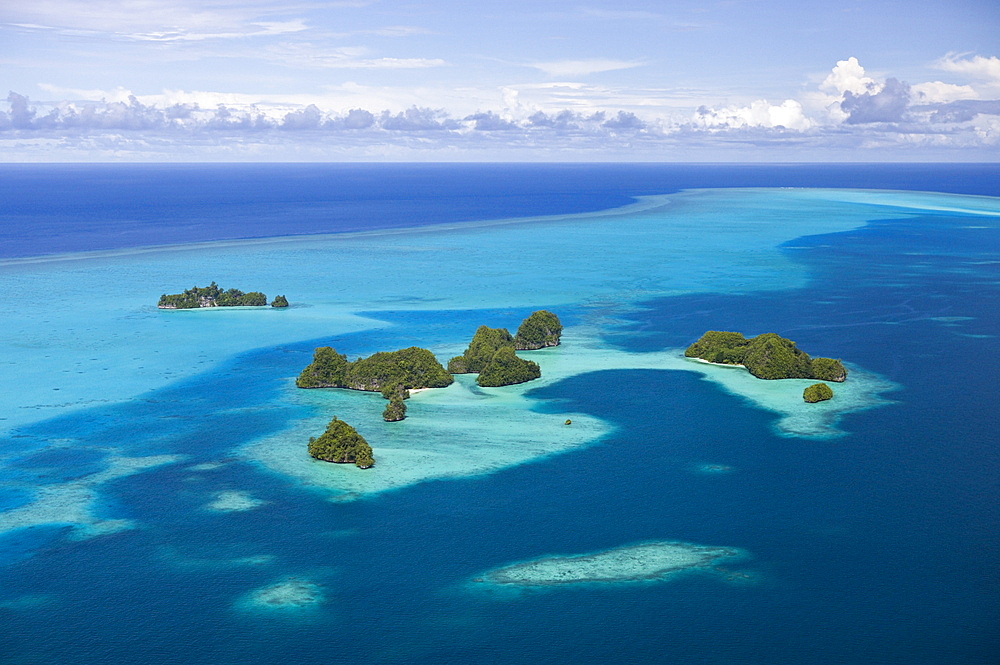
[448, 311, 560, 386]
[297, 346, 453, 392]
[514, 310, 563, 350]
[158, 281, 287, 309]
[685, 331, 847, 382]
[308, 417, 374, 468]
[803, 383, 834, 403]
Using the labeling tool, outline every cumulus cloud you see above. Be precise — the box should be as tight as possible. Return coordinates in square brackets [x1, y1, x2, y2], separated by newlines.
[911, 81, 979, 104]
[691, 99, 812, 131]
[379, 107, 460, 131]
[602, 111, 645, 130]
[821, 57, 879, 96]
[935, 53, 1000, 83]
[841, 78, 911, 124]
[465, 111, 517, 131]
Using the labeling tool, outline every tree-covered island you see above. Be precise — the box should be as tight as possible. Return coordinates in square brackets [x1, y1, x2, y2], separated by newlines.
[447, 311, 560, 386]
[685, 331, 847, 382]
[297, 346, 453, 392]
[308, 417, 374, 468]
[158, 281, 287, 309]
[803, 383, 834, 403]
[514, 310, 563, 350]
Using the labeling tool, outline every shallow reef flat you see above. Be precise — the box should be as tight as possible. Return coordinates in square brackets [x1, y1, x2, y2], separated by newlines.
[0, 187, 945, 432]
[0, 454, 181, 538]
[203, 490, 267, 512]
[236, 577, 324, 611]
[479, 541, 742, 587]
[246, 328, 897, 500]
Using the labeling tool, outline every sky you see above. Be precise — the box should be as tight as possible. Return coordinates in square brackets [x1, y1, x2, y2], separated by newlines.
[1, 0, 999, 161]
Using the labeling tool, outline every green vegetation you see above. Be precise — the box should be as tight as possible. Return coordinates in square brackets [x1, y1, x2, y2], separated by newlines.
[685, 330, 847, 382]
[271, 295, 289, 308]
[308, 417, 374, 468]
[514, 310, 563, 350]
[382, 397, 406, 422]
[347, 347, 453, 392]
[448, 326, 515, 374]
[803, 383, 834, 403]
[379, 382, 411, 401]
[514, 309, 562, 351]
[296, 347, 349, 388]
[297, 346, 452, 392]
[742, 333, 813, 380]
[157, 281, 275, 309]
[810, 357, 848, 382]
[448, 312, 560, 387]
[477, 346, 541, 387]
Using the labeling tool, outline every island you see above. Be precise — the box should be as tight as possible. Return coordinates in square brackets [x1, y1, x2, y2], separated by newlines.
[296, 346, 453, 392]
[448, 311, 559, 386]
[514, 310, 563, 350]
[447, 326, 515, 374]
[158, 281, 287, 309]
[685, 331, 847, 382]
[476, 346, 541, 387]
[803, 383, 834, 403]
[308, 417, 374, 468]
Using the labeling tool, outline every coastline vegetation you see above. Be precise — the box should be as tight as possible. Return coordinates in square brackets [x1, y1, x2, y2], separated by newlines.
[296, 346, 453, 392]
[158, 281, 277, 309]
[803, 383, 834, 403]
[477, 346, 542, 387]
[685, 331, 847, 382]
[514, 310, 563, 350]
[308, 417, 374, 468]
[448, 311, 560, 386]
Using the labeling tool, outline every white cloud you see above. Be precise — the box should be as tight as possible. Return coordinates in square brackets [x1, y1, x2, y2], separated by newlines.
[529, 59, 643, 78]
[935, 53, 1000, 83]
[820, 57, 879, 96]
[126, 19, 308, 42]
[911, 81, 978, 104]
[692, 99, 813, 131]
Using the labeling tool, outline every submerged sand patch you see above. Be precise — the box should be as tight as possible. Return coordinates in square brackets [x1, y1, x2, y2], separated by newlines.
[246, 327, 897, 500]
[479, 541, 742, 587]
[0, 454, 182, 539]
[204, 490, 266, 512]
[238, 577, 324, 611]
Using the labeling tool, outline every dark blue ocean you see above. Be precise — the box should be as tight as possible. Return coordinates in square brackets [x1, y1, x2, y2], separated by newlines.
[1, 164, 998, 664]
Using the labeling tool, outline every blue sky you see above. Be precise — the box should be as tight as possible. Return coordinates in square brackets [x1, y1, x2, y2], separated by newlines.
[1, 0, 998, 161]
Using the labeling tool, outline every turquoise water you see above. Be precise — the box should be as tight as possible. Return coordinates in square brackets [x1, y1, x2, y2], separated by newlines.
[1, 166, 998, 663]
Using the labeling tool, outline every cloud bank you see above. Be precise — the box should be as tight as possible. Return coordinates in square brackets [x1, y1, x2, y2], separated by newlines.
[2, 54, 998, 160]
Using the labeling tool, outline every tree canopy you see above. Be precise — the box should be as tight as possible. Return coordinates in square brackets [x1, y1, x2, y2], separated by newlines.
[448, 326, 515, 374]
[308, 417, 374, 468]
[514, 310, 563, 350]
[297, 346, 452, 392]
[803, 383, 835, 403]
[477, 346, 542, 387]
[685, 330, 847, 382]
[158, 281, 272, 308]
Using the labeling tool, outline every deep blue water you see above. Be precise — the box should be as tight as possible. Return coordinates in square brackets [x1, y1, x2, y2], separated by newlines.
[1, 165, 998, 664]
[2, 162, 999, 258]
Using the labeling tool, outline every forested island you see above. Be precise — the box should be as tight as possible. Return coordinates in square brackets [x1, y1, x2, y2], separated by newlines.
[447, 311, 559, 386]
[296, 346, 453, 392]
[685, 331, 847, 382]
[300, 310, 561, 469]
[803, 383, 834, 403]
[308, 417, 374, 468]
[157, 282, 289, 309]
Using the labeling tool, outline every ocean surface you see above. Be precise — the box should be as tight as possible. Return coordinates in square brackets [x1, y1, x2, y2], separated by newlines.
[0, 164, 998, 664]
